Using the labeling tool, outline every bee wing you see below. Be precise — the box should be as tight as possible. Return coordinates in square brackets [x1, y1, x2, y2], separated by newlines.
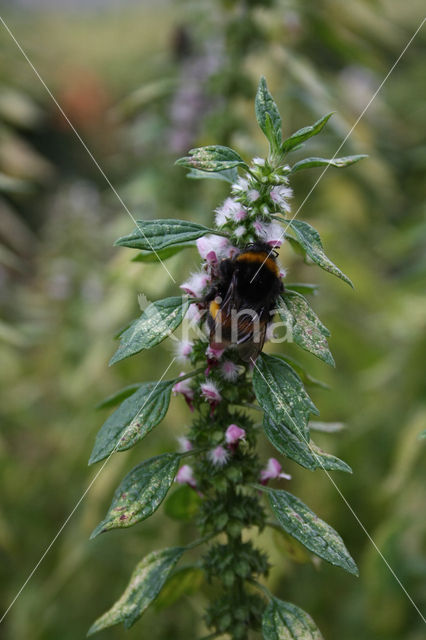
[238, 321, 267, 362]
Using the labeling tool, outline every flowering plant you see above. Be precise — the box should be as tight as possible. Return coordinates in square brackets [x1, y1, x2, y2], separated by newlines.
[88, 78, 366, 639]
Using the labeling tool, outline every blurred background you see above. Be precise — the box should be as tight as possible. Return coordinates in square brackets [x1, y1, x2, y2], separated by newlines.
[0, 1, 425, 638]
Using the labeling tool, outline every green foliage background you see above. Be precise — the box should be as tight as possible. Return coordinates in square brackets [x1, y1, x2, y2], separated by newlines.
[0, 1, 425, 638]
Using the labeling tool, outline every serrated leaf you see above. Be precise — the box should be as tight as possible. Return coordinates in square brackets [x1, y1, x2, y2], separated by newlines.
[310, 444, 352, 473]
[309, 421, 345, 433]
[263, 416, 351, 473]
[262, 597, 323, 640]
[176, 145, 247, 172]
[280, 292, 335, 367]
[95, 384, 141, 410]
[87, 547, 185, 634]
[253, 353, 318, 441]
[89, 381, 174, 464]
[131, 244, 194, 263]
[115, 219, 211, 252]
[290, 154, 367, 173]
[263, 415, 316, 470]
[110, 296, 189, 365]
[90, 454, 181, 538]
[255, 77, 282, 153]
[265, 488, 358, 575]
[154, 566, 204, 610]
[186, 167, 238, 183]
[285, 283, 319, 296]
[164, 485, 202, 521]
[284, 219, 353, 287]
[281, 113, 333, 154]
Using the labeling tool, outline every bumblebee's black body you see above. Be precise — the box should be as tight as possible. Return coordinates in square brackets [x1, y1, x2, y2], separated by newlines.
[205, 242, 283, 361]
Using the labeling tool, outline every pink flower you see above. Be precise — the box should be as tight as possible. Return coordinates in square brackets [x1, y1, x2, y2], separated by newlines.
[173, 375, 194, 411]
[186, 303, 203, 325]
[177, 436, 193, 452]
[270, 185, 293, 212]
[248, 189, 260, 203]
[175, 339, 193, 362]
[231, 176, 249, 194]
[208, 445, 229, 466]
[180, 271, 210, 297]
[215, 197, 248, 225]
[206, 344, 225, 360]
[260, 458, 292, 485]
[225, 424, 246, 446]
[234, 225, 246, 238]
[253, 220, 284, 248]
[200, 379, 222, 411]
[196, 235, 233, 263]
[176, 464, 196, 488]
[220, 360, 239, 382]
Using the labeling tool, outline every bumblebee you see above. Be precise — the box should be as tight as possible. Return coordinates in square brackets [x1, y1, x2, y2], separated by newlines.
[205, 242, 283, 362]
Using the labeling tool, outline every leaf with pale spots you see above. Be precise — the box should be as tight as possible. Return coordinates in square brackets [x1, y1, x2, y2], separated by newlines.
[90, 454, 181, 538]
[263, 416, 350, 473]
[264, 487, 359, 575]
[281, 112, 333, 154]
[309, 444, 352, 473]
[110, 296, 189, 365]
[115, 219, 211, 252]
[176, 145, 247, 172]
[253, 353, 318, 441]
[262, 597, 324, 640]
[284, 219, 353, 287]
[290, 154, 367, 173]
[279, 292, 335, 367]
[89, 380, 174, 464]
[255, 76, 282, 154]
[276, 354, 330, 390]
[87, 547, 185, 634]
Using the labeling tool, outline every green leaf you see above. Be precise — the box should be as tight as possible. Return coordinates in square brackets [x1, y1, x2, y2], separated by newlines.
[263, 416, 351, 473]
[176, 145, 247, 172]
[262, 597, 323, 640]
[95, 384, 141, 410]
[284, 219, 353, 287]
[263, 415, 316, 470]
[89, 380, 174, 464]
[131, 244, 195, 263]
[285, 283, 319, 296]
[110, 296, 189, 365]
[255, 77, 282, 153]
[265, 488, 358, 575]
[310, 444, 352, 473]
[164, 485, 202, 521]
[186, 167, 238, 184]
[90, 454, 181, 538]
[253, 353, 318, 441]
[87, 547, 185, 634]
[281, 113, 333, 154]
[115, 219, 211, 252]
[309, 421, 345, 433]
[280, 292, 335, 367]
[154, 566, 204, 609]
[290, 154, 367, 173]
